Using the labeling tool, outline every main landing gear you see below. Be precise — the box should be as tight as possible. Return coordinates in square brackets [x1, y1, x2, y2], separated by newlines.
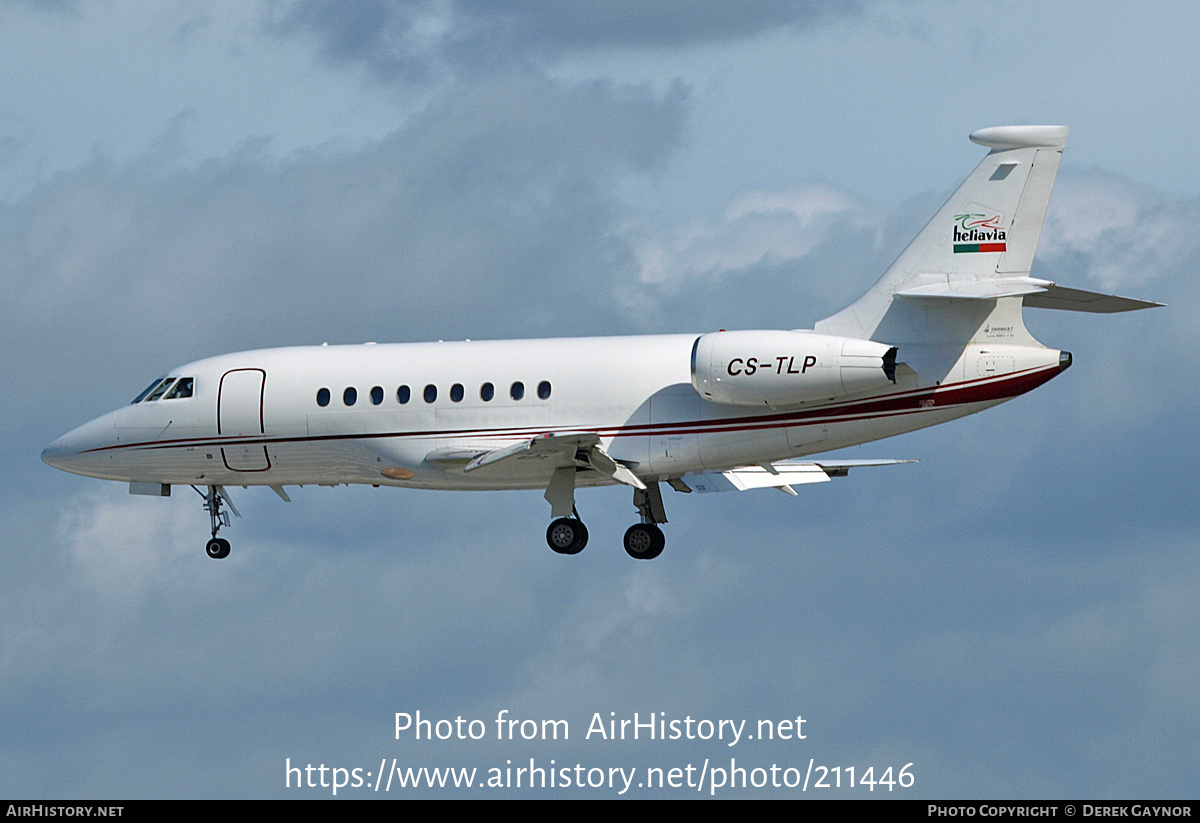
[546, 510, 588, 555]
[622, 523, 665, 560]
[194, 484, 239, 560]
[541, 483, 669, 560]
[623, 484, 667, 560]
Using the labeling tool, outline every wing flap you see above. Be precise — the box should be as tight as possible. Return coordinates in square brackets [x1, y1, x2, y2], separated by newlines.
[686, 459, 915, 494]
[441, 431, 647, 490]
[424, 448, 490, 468]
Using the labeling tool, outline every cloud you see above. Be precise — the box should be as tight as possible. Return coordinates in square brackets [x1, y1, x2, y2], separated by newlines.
[4, 69, 687, 448]
[54, 487, 203, 610]
[454, 0, 862, 51]
[502, 550, 749, 721]
[267, 0, 863, 83]
[1040, 169, 1200, 292]
[1024, 169, 1200, 433]
[14, 161, 1200, 796]
[627, 182, 867, 288]
[610, 180, 937, 332]
[8, 7, 1199, 796]
[0, 0, 80, 16]
[264, 0, 458, 86]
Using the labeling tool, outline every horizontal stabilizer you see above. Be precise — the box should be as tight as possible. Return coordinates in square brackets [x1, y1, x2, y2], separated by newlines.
[685, 459, 915, 494]
[896, 277, 1051, 300]
[1023, 285, 1164, 313]
[895, 276, 1162, 312]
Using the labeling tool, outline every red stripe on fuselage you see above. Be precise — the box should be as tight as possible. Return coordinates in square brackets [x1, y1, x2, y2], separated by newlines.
[83, 363, 1061, 455]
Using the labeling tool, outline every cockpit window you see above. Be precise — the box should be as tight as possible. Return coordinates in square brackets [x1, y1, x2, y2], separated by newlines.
[164, 377, 194, 399]
[131, 377, 167, 404]
[131, 375, 196, 403]
[144, 378, 176, 402]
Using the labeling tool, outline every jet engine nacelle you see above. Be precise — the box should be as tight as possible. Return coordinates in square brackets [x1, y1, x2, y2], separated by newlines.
[690, 330, 897, 407]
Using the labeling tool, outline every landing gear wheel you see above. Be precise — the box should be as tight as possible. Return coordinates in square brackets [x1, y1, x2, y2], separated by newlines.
[196, 486, 235, 560]
[546, 518, 588, 555]
[623, 523, 665, 560]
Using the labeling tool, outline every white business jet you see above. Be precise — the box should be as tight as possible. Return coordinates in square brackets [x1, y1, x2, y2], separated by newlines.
[43, 126, 1160, 560]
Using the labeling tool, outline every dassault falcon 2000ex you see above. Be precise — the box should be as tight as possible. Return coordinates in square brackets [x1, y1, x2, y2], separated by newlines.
[43, 125, 1160, 561]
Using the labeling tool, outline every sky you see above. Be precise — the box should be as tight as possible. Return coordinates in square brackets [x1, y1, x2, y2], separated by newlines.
[3, 0, 1198, 799]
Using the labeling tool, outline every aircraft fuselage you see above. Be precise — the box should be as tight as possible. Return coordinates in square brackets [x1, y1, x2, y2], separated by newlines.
[43, 333, 1065, 492]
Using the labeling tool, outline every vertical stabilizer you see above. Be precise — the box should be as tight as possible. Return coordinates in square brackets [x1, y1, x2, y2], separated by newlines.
[817, 126, 1068, 342]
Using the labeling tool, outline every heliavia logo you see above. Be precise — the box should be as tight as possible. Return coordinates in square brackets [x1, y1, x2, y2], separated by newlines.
[952, 213, 1007, 253]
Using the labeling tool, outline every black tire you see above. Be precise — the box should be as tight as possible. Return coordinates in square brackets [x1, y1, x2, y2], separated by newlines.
[546, 518, 588, 554]
[205, 538, 231, 559]
[623, 523, 664, 560]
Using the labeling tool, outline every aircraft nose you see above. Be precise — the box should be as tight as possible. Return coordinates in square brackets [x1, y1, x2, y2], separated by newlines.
[42, 431, 80, 471]
[42, 416, 114, 477]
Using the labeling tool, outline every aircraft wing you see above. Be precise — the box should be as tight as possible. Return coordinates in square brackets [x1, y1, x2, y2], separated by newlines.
[428, 432, 645, 489]
[682, 459, 916, 495]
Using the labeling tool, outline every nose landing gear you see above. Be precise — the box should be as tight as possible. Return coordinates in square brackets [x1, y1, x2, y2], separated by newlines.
[206, 536, 231, 559]
[194, 484, 239, 560]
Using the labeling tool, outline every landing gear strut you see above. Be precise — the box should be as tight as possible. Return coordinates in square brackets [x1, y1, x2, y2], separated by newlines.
[194, 484, 238, 559]
[539, 459, 669, 558]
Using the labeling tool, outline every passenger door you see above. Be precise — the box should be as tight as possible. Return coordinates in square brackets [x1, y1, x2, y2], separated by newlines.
[218, 369, 271, 472]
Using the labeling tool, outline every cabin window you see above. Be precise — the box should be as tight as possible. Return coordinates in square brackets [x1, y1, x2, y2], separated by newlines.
[344, 387, 357, 406]
[132, 377, 167, 404]
[317, 388, 330, 407]
[537, 380, 551, 400]
[397, 385, 410, 404]
[165, 377, 194, 399]
[480, 382, 494, 401]
[450, 383, 464, 402]
[510, 381, 524, 401]
[370, 386, 384, 405]
[424, 384, 437, 403]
